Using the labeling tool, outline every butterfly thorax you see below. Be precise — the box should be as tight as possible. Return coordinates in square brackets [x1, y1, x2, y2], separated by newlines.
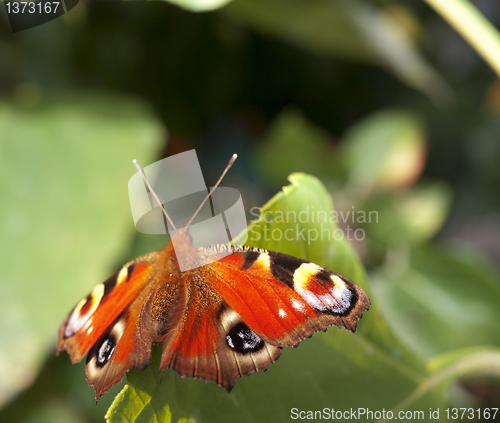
[151, 229, 221, 332]
[160, 229, 234, 273]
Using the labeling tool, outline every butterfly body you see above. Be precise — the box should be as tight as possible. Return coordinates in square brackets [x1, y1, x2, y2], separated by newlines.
[58, 228, 370, 398]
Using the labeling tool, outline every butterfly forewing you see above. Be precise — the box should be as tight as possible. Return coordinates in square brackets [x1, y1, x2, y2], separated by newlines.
[203, 246, 370, 347]
[57, 252, 163, 396]
[57, 258, 153, 361]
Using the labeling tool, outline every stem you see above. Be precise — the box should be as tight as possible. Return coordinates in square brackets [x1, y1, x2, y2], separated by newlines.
[424, 0, 500, 78]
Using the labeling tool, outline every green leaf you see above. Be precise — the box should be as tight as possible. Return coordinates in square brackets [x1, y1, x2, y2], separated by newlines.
[362, 181, 453, 246]
[156, 0, 233, 12]
[222, 0, 371, 61]
[222, 0, 451, 100]
[339, 108, 427, 197]
[0, 91, 164, 407]
[108, 173, 442, 423]
[371, 245, 500, 358]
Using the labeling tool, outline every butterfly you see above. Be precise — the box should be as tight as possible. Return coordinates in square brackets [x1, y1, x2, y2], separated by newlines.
[57, 155, 370, 399]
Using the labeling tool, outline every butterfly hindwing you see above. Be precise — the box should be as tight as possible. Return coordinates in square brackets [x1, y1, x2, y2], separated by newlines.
[158, 271, 282, 391]
[85, 278, 160, 397]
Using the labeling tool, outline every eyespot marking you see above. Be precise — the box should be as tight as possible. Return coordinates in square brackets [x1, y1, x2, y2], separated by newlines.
[293, 262, 323, 291]
[63, 284, 105, 338]
[328, 285, 353, 314]
[96, 335, 116, 367]
[331, 274, 347, 290]
[92, 318, 126, 368]
[293, 264, 355, 314]
[226, 322, 264, 354]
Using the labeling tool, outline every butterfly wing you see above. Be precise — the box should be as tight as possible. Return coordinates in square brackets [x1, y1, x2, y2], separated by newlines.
[57, 251, 171, 398]
[203, 246, 370, 347]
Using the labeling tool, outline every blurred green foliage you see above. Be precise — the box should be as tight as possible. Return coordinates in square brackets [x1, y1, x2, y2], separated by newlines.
[0, 0, 500, 421]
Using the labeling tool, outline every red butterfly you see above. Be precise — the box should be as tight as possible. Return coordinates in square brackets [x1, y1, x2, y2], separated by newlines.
[57, 155, 370, 399]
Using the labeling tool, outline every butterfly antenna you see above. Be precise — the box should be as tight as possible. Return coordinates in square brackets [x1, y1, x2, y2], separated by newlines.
[132, 159, 177, 231]
[185, 153, 238, 228]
